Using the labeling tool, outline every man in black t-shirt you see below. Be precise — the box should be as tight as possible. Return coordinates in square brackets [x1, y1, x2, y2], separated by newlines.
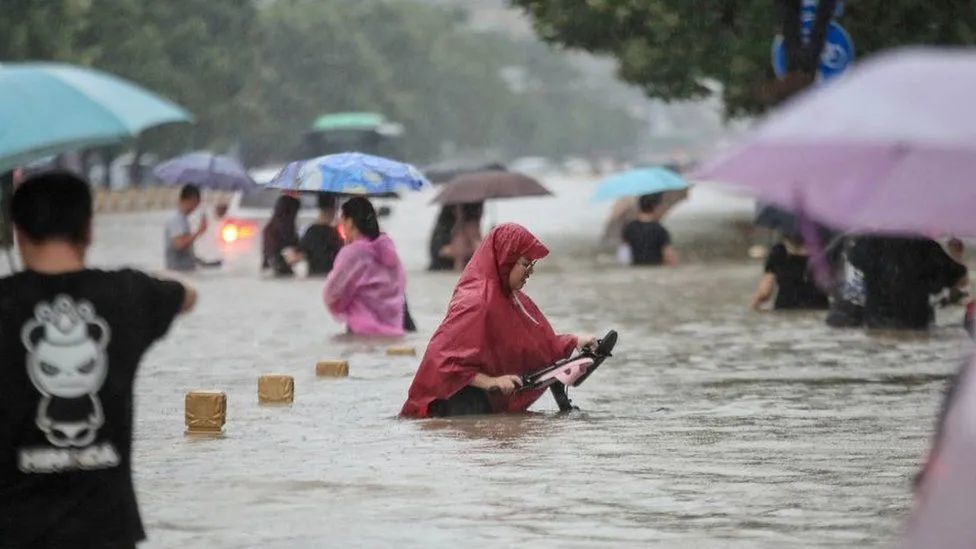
[849, 236, 968, 330]
[299, 192, 343, 276]
[621, 193, 677, 266]
[750, 235, 829, 311]
[0, 173, 196, 548]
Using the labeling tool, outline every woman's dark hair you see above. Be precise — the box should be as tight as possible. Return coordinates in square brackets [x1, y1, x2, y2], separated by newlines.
[271, 194, 302, 223]
[461, 202, 484, 222]
[433, 206, 456, 234]
[783, 230, 805, 247]
[341, 196, 380, 240]
[316, 192, 337, 212]
[262, 195, 301, 275]
[268, 195, 300, 233]
[12, 171, 92, 245]
[638, 192, 663, 213]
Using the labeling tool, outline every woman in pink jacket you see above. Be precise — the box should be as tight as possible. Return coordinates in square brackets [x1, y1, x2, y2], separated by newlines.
[324, 197, 406, 336]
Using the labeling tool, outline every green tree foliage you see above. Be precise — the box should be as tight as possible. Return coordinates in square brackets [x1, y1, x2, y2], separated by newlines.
[0, 0, 645, 166]
[511, 0, 976, 117]
[247, 0, 645, 163]
[0, 0, 260, 151]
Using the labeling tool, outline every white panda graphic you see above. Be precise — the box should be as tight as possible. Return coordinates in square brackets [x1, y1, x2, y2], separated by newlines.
[20, 295, 111, 448]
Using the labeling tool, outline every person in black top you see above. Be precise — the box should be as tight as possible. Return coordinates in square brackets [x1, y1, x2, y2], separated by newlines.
[299, 192, 343, 276]
[751, 233, 829, 311]
[261, 195, 301, 277]
[428, 202, 484, 271]
[621, 193, 677, 266]
[450, 202, 484, 271]
[428, 206, 456, 271]
[849, 236, 968, 330]
[0, 172, 196, 548]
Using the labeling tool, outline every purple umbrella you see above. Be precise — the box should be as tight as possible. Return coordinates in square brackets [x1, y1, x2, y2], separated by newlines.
[693, 47, 976, 547]
[153, 151, 256, 191]
[901, 357, 976, 549]
[693, 47, 976, 237]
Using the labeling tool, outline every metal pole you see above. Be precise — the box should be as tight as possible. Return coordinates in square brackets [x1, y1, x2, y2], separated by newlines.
[4, 248, 15, 273]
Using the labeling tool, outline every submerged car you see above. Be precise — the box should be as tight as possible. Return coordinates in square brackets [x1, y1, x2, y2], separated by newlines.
[215, 186, 319, 274]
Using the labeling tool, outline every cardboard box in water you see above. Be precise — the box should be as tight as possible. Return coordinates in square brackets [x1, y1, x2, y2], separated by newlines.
[316, 360, 349, 377]
[258, 375, 294, 404]
[185, 391, 227, 434]
[386, 347, 417, 357]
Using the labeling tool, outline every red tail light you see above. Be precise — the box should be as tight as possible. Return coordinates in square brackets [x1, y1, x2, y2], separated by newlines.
[221, 223, 240, 243]
[221, 221, 255, 244]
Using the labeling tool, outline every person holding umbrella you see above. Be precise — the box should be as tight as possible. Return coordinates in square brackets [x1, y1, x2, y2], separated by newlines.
[592, 167, 688, 265]
[428, 202, 484, 271]
[428, 206, 457, 271]
[324, 197, 407, 336]
[156, 152, 259, 273]
[268, 152, 426, 330]
[450, 202, 485, 270]
[621, 192, 678, 267]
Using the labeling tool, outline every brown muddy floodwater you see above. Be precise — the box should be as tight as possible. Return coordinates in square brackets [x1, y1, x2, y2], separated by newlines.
[37, 176, 971, 547]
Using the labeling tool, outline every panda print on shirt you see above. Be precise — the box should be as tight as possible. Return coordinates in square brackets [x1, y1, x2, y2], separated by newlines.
[21, 295, 110, 448]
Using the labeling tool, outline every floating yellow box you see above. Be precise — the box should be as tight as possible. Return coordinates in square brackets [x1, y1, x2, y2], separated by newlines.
[316, 360, 349, 377]
[386, 347, 417, 357]
[258, 375, 294, 404]
[185, 390, 227, 434]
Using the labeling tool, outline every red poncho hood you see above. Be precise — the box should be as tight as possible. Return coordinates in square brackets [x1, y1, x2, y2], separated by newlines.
[400, 223, 577, 417]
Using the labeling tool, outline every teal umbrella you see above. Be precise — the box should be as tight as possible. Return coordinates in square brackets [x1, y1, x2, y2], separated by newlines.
[0, 63, 193, 173]
[592, 167, 689, 202]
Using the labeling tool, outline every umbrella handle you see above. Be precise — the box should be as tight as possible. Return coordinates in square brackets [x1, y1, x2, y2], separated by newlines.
[794, 189, 833, 291]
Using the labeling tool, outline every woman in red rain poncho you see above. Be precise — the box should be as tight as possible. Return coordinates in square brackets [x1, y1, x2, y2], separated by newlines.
[400, 223, 594, 418]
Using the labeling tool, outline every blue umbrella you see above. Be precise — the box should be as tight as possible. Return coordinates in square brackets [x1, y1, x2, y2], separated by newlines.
[592, 167, 689, 202]
[0, 63, 192, 173]
[154, 151, 256, 191]
[266, 152, 428, 195]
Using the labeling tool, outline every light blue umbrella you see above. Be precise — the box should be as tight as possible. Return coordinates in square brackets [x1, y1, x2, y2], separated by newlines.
[267, 152, 429, 195]
[154, 151, 255, 191]
[0, 62, 193, 173]
[592, 167, 689, 202]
